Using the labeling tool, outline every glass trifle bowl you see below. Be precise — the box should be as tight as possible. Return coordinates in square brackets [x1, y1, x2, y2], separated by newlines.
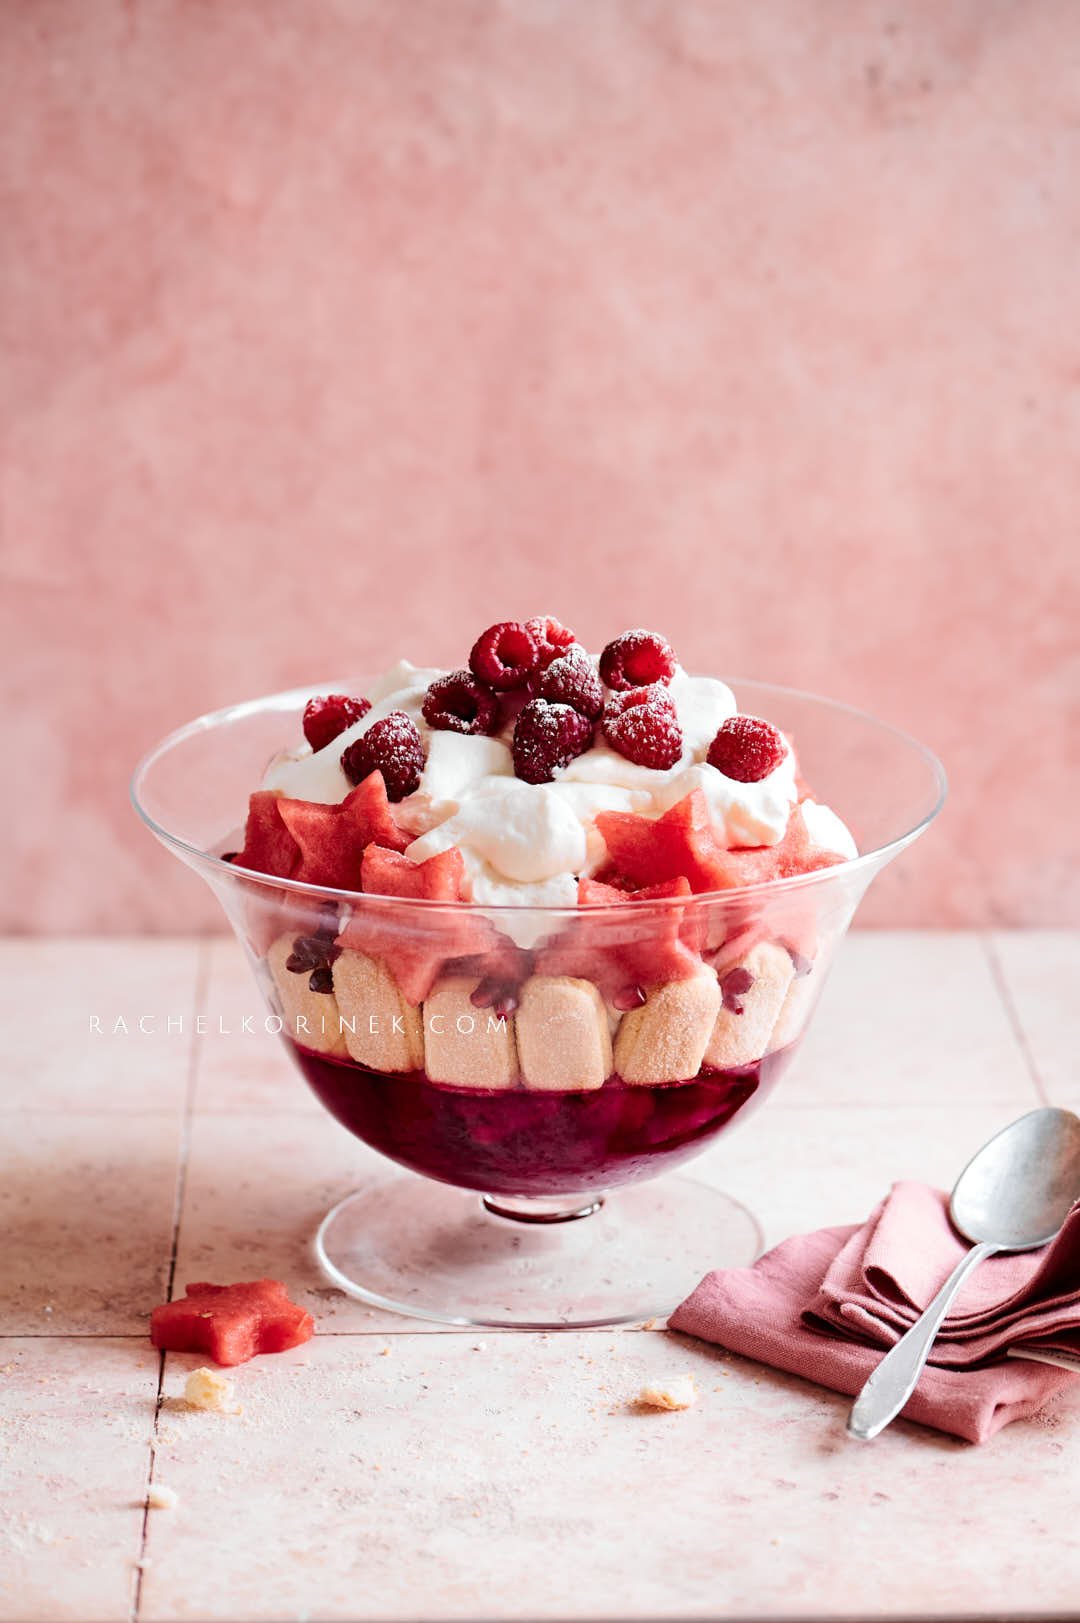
[131, 665, 944, 1329]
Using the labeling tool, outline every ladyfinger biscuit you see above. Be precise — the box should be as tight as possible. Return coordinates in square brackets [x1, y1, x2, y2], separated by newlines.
[266, 933, 348, 1058]
[423, 977, 518, 1090]
[516, 976, 613, 1092]
[704, 941, 795, 1070]
[613, 964, 721, 1086]
[769, 965, 819, 1053]
[332, 949, 425, 1072]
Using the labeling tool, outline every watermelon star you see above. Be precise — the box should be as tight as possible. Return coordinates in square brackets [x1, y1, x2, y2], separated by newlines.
[232, 790, 302, 879]
[336, 844, 500, 1004]
[536, 876, 701, 1001]
[595, 792, 844, 895]
[595, 790, 739, 893]
[275, 772, 410, 889]
[150, 1280, 314, 1367]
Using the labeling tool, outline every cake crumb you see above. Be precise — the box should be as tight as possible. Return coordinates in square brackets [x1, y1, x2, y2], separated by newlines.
[636, 1374, 696, 1411]
[147, 1485, 179, 1511]
[183, 1367, 235, 1413]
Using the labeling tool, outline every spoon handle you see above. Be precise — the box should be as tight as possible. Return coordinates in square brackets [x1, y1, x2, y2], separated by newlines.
[847, 1240, 998, 1441]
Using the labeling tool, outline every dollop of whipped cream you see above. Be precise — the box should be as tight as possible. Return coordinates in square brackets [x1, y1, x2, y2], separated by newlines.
[653, 755, 798, 848]
[407, 781, 586, 883]
[262, 658, 857, 902]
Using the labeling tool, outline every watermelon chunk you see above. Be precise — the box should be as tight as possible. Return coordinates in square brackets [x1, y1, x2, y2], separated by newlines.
[576, 876, 634, 907]
[150, 1280, 314, 1367]
[536, 875, 701, 999]
[276, 772, 409, 890]
[338, 844, 496, 1004]
[596, 794, 845, 896]
[233, 791, 301, 880]
[712, 804, 844, 888]
[340, 772, 412, 855]
[361, 843, 465, 901]
[595, 791, 739, 893]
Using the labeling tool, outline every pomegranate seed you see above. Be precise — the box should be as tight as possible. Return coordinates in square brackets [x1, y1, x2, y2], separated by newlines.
[720, 966, 755, 1014]
[470, 979, 521, 1019]
[285, 933, 341, 995]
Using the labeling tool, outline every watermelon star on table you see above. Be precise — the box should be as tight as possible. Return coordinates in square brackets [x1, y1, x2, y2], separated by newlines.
[151, 1280, 315, 1367]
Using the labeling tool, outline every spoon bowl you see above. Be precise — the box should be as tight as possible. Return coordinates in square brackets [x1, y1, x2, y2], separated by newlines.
[951, 1106, 1080, 1251]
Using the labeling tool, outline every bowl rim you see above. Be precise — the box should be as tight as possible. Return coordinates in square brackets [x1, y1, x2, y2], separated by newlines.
[130, 674, 948, 913]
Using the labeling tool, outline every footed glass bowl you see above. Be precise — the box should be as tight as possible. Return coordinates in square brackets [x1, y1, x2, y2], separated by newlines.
[131, 680, 945, 1328]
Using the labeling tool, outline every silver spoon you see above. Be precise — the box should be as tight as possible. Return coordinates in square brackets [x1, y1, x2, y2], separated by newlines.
[848, 1106, 1080, 1441]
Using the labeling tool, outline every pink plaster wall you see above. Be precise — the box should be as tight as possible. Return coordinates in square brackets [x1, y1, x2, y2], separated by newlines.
[2, 0, 1077, 932]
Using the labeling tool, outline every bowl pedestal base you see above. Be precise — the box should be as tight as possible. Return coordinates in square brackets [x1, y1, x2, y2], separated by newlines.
[314, 1171, 762, 1330]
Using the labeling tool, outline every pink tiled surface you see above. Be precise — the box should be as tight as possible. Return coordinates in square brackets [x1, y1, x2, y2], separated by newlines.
[3, 1, 1080, 933]
[1, 931, 1078, 1621]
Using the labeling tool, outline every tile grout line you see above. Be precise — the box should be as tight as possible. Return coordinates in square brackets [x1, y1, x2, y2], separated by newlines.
[0, 1327, 661, 1344]
[981, 933, 1049, 1107]
[130, 936, 212, 1623]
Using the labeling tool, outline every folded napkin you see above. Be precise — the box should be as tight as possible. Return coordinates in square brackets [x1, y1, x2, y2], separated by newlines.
[670, 1181, 1080, 1443]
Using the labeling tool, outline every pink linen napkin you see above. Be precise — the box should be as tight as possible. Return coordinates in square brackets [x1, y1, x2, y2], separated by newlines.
[669, 1182, 1080, 1443]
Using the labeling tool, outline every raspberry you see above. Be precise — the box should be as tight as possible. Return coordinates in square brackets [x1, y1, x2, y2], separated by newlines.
[525, 615, 578, 673]
[340, 711, 425, 801]
[302, 693, 371, 753]
[602, 685, 683, 770]
[707, 715, 786, 783]
[535, 647, 604, 719]
[512, 699, 593, 784]
[598, 629, 677, 691]
[469, 621, 539, 691]
[422, 670, 500, 736]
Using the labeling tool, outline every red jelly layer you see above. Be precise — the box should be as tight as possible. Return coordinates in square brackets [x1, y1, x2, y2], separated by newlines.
[290, 1042, 794, 1197]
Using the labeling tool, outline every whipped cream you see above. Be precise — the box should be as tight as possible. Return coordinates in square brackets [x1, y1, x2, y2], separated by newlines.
[263, 661, 444, 806]
[262, 658, 857, 899]
[393, 733, 513, 837]
[800, 798, 859, 861]
[407, 782, 587, 884]
[654, 755, 798, 848]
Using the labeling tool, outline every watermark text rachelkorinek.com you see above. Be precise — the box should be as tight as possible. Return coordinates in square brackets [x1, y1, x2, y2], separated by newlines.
[89, 1010, 509, 1040]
